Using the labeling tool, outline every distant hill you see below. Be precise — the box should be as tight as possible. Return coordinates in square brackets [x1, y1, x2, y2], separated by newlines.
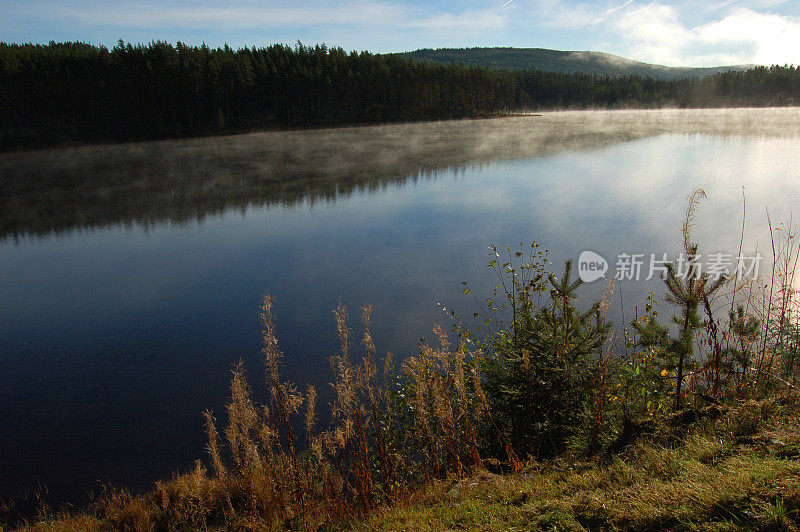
[392, 47, 751, 80]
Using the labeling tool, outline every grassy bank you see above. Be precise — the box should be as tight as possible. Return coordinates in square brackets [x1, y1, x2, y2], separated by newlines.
[363, 396, 800, 531]
[17, 394, 800, 531]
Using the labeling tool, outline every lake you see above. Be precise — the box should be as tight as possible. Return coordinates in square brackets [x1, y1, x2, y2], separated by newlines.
[1, 108, 800, 511]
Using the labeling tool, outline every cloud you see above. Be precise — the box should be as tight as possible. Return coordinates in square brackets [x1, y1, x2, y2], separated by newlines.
[714, 0, 739, 10]
[533, 0, 605, 28]
[609, 3, 701, 65]
[697, 8, 800, 64]
[601, 0, 637, 19]
[606, 3, 800, 66]
[409, 11, 507, 33]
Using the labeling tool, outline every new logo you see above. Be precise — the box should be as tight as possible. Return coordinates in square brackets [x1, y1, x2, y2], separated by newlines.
[578, 250, 608, 283]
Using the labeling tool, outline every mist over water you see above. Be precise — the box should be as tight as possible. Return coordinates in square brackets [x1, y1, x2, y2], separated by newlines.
[1, 108, 800, 511]
[3, 107, 799, 239]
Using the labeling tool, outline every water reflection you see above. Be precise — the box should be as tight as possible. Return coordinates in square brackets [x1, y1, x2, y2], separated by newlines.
[3, 108, 799, 239]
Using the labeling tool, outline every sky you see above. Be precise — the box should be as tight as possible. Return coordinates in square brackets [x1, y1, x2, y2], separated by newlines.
[2, 0, 800, 67]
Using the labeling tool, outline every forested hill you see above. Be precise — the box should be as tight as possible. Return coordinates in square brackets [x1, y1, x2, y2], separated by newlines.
[1, 41, 799, 150]
[392, 48, 749, 80]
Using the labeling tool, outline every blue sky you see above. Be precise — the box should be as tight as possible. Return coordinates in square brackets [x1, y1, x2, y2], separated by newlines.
[2, 0, 799, 67]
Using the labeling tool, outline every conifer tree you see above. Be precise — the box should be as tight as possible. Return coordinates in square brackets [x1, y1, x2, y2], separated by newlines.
[632, 189, 727, 409]
[725, 304, 761, 386]
[482, 259, 610, 458]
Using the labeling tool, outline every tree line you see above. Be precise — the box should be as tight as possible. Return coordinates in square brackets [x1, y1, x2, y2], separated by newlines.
[1, 40, 799, 149]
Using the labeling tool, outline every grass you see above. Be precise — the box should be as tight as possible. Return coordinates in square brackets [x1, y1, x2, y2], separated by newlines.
[361, 395, 800, 531]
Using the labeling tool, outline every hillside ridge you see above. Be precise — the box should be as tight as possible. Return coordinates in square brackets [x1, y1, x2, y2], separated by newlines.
[392, 47, 753, 80]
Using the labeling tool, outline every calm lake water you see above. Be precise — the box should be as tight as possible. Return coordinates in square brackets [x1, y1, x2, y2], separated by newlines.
[1, 109, 800, 511]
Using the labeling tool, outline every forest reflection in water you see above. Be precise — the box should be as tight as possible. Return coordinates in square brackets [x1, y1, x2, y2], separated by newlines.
[3, 108, 800, 240]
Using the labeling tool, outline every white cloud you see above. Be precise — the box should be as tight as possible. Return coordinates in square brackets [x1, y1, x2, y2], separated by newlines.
[409, 11, 508, 33]
[610, 3, 705, 65]
[697, 8, 800, 65]
[600, 0, 637, 19]
[533, 0, 605, 28]
[714, 0, 739, 10]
